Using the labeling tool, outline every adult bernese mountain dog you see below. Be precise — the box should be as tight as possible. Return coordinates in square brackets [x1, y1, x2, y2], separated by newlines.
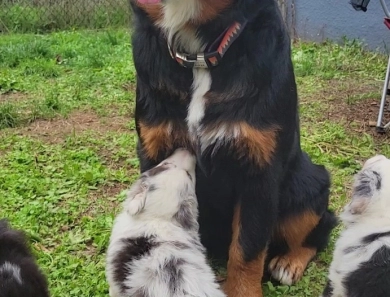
[129, 0, 337, 296]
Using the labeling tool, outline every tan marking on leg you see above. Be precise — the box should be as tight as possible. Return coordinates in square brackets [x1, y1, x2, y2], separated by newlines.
[138, 121, 191, 160]
[235, 122, 279, 167]
[269, 211, 320, 285]
[200, 122, 279, 167]
[224, 205, 264, 297]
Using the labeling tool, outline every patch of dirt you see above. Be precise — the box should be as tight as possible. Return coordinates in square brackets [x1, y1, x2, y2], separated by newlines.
[331, 99, 390, 136]
[0, 91, 29, 103]
[83, 182, 130, 219]
[17, 108, 131, 144]
[304, 79, 390, 141]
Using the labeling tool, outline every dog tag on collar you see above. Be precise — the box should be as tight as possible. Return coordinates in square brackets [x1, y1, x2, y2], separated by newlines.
[194, 54, 208, 68]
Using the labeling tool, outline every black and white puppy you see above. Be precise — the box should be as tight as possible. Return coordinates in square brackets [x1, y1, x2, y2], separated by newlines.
[322, 155, 390, 297]
[0, 219, 50, 297]
[106, 149, 226, 297]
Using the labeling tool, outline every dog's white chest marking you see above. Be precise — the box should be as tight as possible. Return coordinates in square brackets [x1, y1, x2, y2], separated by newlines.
[187, 69, 211, 135]
[187, 69, 243, 154]
[158, 1, 242, 152]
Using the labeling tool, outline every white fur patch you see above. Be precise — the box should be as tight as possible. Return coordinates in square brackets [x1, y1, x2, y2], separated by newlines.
[188, 75, 245, 154]
[187, 69, 212, 136]
[158, 0, 203, 54]
[155, 1, 216, 148]
[199, 123, 241, 154]
[160, 0, 200, 33]
[0, 262, 22, 284]
[271, 266, 294, 286]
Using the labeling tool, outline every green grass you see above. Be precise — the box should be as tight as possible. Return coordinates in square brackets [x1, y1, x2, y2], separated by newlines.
[0, 1, 130, 33]
[1, 29, 390, 297]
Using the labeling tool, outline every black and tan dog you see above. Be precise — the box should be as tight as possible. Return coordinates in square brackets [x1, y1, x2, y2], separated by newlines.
[130, 0, 337, 296]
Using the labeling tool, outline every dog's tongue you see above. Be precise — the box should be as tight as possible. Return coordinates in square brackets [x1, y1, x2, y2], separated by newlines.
[137, 0, 161, 4]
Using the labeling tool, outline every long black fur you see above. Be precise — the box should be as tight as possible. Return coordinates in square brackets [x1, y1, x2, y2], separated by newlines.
[344, 246, 390, 297]
[130, 0, 336, 274]
[0, 219, 50, 297]
[112, 236, 158, 293]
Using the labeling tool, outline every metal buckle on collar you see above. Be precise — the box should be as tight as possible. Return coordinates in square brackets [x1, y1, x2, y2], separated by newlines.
[194, 54, 208, 68]
[168, 45, 209, 69]
[168, 48, 220, 69]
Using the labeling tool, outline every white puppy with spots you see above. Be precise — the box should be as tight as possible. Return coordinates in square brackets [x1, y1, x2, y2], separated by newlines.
[106, 149, 226, 297]
[322, 155, 390, 297]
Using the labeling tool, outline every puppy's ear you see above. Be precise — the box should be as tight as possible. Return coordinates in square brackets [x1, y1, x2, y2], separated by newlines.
[124, 179, 149, 216]
[174, 198, 199, 231]
[174, 184, 199, 231]
[348, 196, 370, 215]
[349, 170, 381, 215]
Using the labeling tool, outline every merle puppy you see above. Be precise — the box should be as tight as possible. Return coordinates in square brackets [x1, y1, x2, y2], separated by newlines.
[106, 149, 226, 297]
[0, 219, 50, 297]
[322, 155, 390, 297]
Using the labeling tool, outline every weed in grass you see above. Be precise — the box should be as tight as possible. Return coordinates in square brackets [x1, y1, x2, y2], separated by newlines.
[44, 94, 62, 111]
[85, 51, 107, 69]
[0, 102, 18, 128]
[345, 91, 379, 105]
[0, 39, 53, 68]
[0, 75, 20, 93]
[104, 31, 121, 46]
[23, 59, 61, 78]
[30, 99, 64, 123]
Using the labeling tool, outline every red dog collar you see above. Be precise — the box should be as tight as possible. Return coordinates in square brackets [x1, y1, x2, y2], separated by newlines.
[168, 20, 248, 69]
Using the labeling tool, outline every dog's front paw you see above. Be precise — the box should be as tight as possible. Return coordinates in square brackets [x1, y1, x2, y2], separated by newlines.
[268, 254, 305, 285]
[269, 247, 316, 286]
